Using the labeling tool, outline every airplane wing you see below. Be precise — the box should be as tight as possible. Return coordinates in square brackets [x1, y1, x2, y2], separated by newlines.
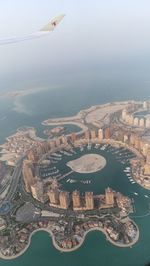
[0, 14, 65, 45]
[40, 14, 65, 32]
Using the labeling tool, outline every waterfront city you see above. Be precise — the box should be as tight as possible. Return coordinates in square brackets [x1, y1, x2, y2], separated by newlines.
[0, 100, 150, 259]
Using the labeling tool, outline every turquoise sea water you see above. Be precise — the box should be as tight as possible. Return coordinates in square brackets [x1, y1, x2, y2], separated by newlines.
[0, 79, 150, 266]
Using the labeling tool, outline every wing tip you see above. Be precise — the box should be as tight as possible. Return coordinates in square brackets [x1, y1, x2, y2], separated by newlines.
[40, 14, 65, 32]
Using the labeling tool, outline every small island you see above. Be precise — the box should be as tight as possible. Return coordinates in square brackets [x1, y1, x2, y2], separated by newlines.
[67, 154, 106, 173]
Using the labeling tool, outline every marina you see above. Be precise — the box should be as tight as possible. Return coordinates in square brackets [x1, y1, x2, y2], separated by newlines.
[36, 142, 139, 195]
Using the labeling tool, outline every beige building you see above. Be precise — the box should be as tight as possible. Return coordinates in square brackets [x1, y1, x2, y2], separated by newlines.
[142, 143, 150, 156]
[104, 127, 111, 139]
[98, 129, 103, 141]
[122, 109, 127, 120]
[27, 149, 38, 162]
[40, 141, 50, 154]
[144, 164, 150, 175]
[72, 190, 81, 209]
[143, 101, 149, 109]
[31, 180, 44, 202]
[125, 114, 130, 124]
[144, 150, 150, 175]
[127, 114, 134, 125]
[133, 117, 139, 127]
[85, 192, 94, 210]
[70, 133, 77, 142]
[129, 134, 135, 146]
[61, 136, 68, 145]
[146, 118, 150, 129]
[22, 160, 35, 193]
[134, 136, 141, 151]
[139, 118, 145, 127]
[55, 138, 61, 147]
[90, 130, 97, 139]
[59, 191, 70, 209]
[105, 187, 114, 206]
[84, 130, 90, 140]
[49, 140, 56, 149]
[48, 189, 59, 205]
[123, 134, 129, 143]
[146, 150, 150, 164]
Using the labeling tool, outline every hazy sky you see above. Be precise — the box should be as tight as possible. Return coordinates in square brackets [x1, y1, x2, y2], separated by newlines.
[0, 0, 150, 92]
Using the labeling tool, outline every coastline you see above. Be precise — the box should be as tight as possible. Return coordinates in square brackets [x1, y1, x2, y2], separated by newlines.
[0, 219, 139, 260]
[132, 177, 150, 190]
[42, 121, 88, 134]
[41, 101, 130, 130]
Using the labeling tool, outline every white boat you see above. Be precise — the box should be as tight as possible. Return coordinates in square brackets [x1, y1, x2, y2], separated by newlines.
[95, 144, 99, 149]
[71, 180, 76, 183]
[144, 195, 149, 198]
[134, 192, 138, 195]
[100, 145, 105, 150]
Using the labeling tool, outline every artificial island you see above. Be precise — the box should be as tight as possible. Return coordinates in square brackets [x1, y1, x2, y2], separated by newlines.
[1, 100, 150, 259]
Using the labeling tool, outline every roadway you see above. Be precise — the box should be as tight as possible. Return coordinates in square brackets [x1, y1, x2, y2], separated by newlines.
[0, 156, 24, 208]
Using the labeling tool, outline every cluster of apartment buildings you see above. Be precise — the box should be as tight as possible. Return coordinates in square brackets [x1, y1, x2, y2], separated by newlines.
[117, 130, 150, 176]
[22, 157, 116, 209]
[121, 101, 150, 129]
[47, 187, 120, 211]
[22, 157, 132, 213]
[0, 130, 42, 166]
[48, 187, 132, 214]
[21, 124, 150, 202]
